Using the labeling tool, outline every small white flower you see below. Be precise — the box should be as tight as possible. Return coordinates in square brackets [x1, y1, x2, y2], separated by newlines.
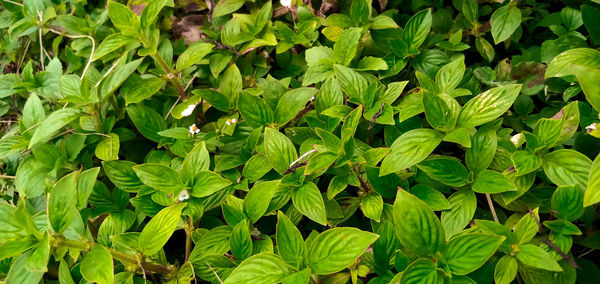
[189, 124, 200, 135]
[280, 0, 292, 8]
[178, 189, 190, 201]
[510, 133, 523, 147]
[586, 123, 597, 132]
[225, 118, 238, 126]
[226, 121, 231, 126]
[231, 118, 237, 123]
[181, 103, 198, 117]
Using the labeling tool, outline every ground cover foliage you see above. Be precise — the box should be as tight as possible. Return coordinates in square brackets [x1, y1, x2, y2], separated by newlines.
[0, 0, 600, 283]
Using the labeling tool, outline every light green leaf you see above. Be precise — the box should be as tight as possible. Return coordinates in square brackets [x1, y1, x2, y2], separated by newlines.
[80, 246, 114, 284]
[276, 211, 306, 267]
[190, 171, 232, 197]
[108, 0, 140, 35]
[176, 42, 215, 71]
[292, 182, 327, 226]
[515, 244, 563, 272]
[417, 156, 468, 187]
[213, 0, 246, 18]
[445, 233, 505, 275]
[243, 180, 280, 223]
[457, 84, 522, 127]
[491, 5, 521, 44]
[48, 172, 77, 233]
[542, 149, 592, 189]
[441, 189, 477, 239]
[399, 259, 443, 284]
[393, 189, 445, 258]
[230, 220, 253, 261]
[584, 154, 600, 207]
[306, 227, 378, 274]
[223, 253, 291, 284]
[274, 88, 317, 125]
[380, 129, 443, 175]
[102, 160, 145, 192]
[133, 164, 184, 193]
[402, 9, 432, 49]
[29, 108, 80, 148]
[95, 133, 120, 161]
[139, 203, 186, 255]
[494, 255, 518, 284]
[472, 170, 517, 194]
[264, 128, 297, 175]
[333, 27, 362, 66]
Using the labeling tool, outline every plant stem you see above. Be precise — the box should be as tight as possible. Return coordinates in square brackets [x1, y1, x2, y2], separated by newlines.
[485, 193, 499, 223]
[185, 216, 193, 262]
[540, 238, 580, 269]
[52, 236, 176, 277]
[151, 53, 188, 100]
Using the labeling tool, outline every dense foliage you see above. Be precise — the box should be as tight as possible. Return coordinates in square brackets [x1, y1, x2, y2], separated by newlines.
[1, 0, 600, 283]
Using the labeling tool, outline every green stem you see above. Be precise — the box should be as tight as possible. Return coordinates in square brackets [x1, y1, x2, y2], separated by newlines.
[151, 53, 188, 100]
[52, 236, 176, 278]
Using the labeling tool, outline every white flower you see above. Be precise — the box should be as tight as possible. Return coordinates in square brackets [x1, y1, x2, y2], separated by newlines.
[510, 133, 523, 147]
[181, 103, 198, 117]
[189, 124, 200, 135]
[586, 123, 597, 132]
[225, 118, 238, 126]
[280, 0, 292, 8]
[178, 189, 190, 201]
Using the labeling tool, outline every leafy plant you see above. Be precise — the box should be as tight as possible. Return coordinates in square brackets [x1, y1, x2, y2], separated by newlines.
[1, 0, 600, 283]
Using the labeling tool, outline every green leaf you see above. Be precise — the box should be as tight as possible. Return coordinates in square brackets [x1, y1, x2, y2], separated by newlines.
[380, 129, 443, 175]
[92, 33, 136, 61]
[213, 0, 246, 18]
[465, 122, 498, 173]
[476, 37, 495, 63]
[306, 227, 378, 274]
[230, 220, 253, 261]
[29, 108, 80, 148]
[23, 94, 45, 129]
[511, 150, 542, 176]
[582, 5, 600, 43]
[490, 5, 521, 44]
[242, 154, 272, 183]
[417, 156, 469, 187]
[122, 76, 164, 105]
[176, 42, 214, 71]
[264, 128, 297, 175]
[399, 259, 443, 284]
[95, 133, 120, 161]
[26, 232, 50, 272]
[494, 255, 518, 284]
[402, 9, 432, 49]
[423, 92, 459, 132]
[542, 149, 592, 189]
[243, 180, 280, 223]
[292, 182, 327, 226]
[133, 164, 184, 193]
[393, 189, 445, 257]
[472, 170, 517, 194]
[276, 211, 306, 267]
[190, 171, 232, 197]
[545, 48, 600, 78]
[181, 142, 210, 184]
[238, 91, 274, 127]
[223, 253, 291, 284]
[362, 192, 383, 222]
[80, 246, 114, 284]
[139, 203, 186, 255]
[333, 27, 362, 66]
[355, 56, 388, 71]
[102, 160, 145, 192]
[410, 184, 451, 211]
[141, 0, 168, 31]
[436, 56, 465, 93]
[100, 58, 143, 99]
[334, 64, 368, 100]
[441, 189, 477, 239]
[515, 244, 563, 272]
[274, 88, 317, 125]
[350, 0, 371, 24]
[573, 65, 600, 113]
[48, 172, 77, 233]
[584, 154, 600, 207]
[15, 157, 50, 198]
[457, 84, 522, 127]
[108, 0, 140, 35]
[127, 104, 167, 143]
[5, 252, 44, 284]
[445, 233, 505, 275]
[551, 185, 584, 221]
[220, 64, 243, 104]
